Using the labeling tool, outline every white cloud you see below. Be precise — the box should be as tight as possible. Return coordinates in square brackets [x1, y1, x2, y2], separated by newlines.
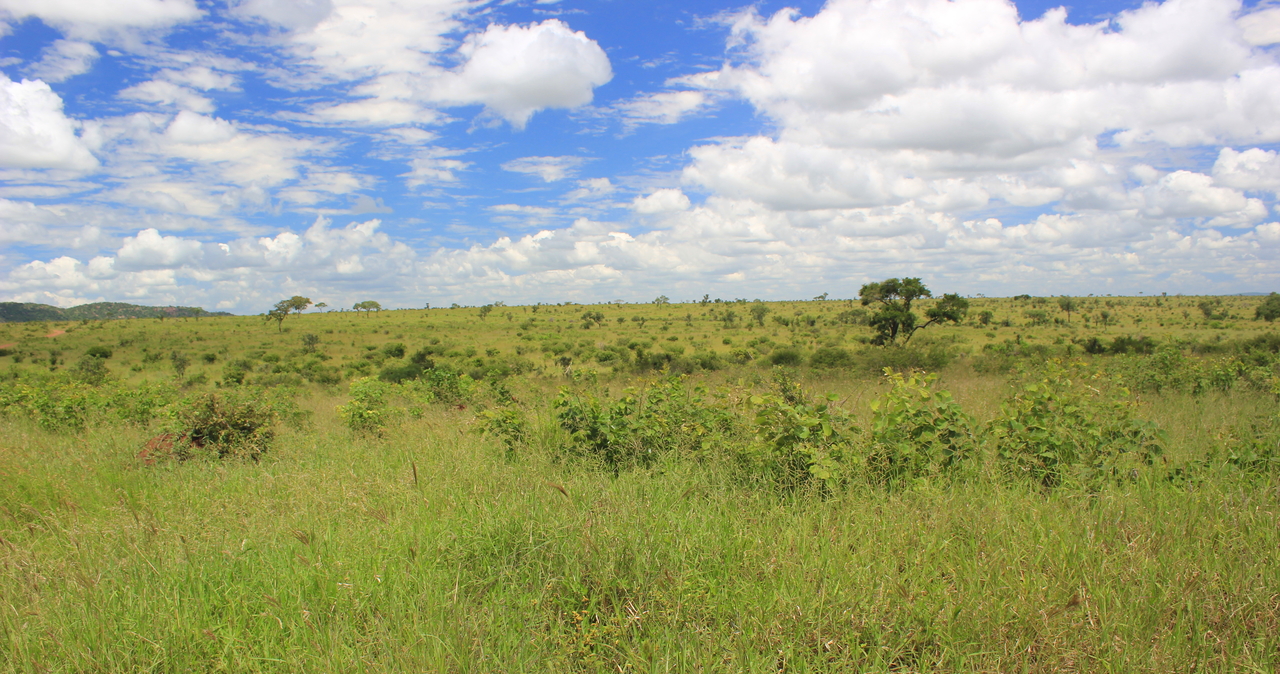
[428, 20, 612, 128]
[0, 74, 98, 171]
[1213, 147, 1280, 193]
[233, 0, 334, 29]
[616, 90, 710, 129]
[1239, 7, 1280, 46]
[0, 0, 202, 40]
[632, 188, 690, 214]
[27, 40, 98, 82]
[501, 155, 588, 182]
[119, 79, 215, 112]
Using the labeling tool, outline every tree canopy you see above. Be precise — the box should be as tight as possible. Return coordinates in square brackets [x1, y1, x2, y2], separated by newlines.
[859, 277, 968, 345]
[264, 295, 312, 331]
[1257, 292, 1280, 322]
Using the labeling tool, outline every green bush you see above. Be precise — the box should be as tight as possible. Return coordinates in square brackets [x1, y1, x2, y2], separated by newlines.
[990, 362, 1166, 489]
[746, 388, 860, 491]
[338, 377, 394, 435]
[866, 369, 977, 488]
[85, 346, 112, 359]
[809, 346, 855, 369]
[768, 347, 803, 366]
[171, 389, 278, 460]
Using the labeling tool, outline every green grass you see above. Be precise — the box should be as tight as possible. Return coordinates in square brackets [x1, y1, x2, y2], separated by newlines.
[1, 295, 1279, 672]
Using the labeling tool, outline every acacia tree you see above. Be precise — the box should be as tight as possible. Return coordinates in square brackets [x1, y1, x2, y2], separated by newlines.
[353, 300, 382, 317]
[265, 295, 312, 332]
[1257, 292, 1280, 322]
[1057, 296, 1078, 324]
[859, 277, 969, 346]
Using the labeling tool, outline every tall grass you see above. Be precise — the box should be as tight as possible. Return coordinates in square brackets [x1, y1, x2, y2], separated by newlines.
[2, 377, 1278, 673]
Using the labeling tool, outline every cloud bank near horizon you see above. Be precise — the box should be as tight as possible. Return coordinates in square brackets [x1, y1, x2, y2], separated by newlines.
[1, 0, 1279, 312]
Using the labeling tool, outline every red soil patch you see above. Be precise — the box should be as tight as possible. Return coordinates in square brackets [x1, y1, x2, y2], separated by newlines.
[45, 329, 66, 338]
[0, 342, 15, 349]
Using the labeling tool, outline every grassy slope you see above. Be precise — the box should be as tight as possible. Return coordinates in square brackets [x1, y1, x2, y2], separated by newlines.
[1, 295, 1278, 672]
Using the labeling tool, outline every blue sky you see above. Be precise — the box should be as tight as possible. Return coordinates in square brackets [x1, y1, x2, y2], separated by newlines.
[1, 0, 1279, 312]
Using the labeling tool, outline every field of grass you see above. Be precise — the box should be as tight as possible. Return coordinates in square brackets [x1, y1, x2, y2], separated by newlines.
[1, 294, 1278, 672]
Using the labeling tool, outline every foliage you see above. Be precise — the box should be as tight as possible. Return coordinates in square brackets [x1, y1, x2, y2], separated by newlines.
[990, 362, 1166, 489]
[338, 377, 395, 435]
[1257, 292, 1280, 322]
[85, 345, 113, 359]
[477, 406, 528, 452]
[747, 387, 860, 491]
[554, 376, 736, 470]
[265, 295, 312, 331]
[353, 300, 383, 316]
[809, 346, 855, 369]
[866, 369, 977, 488]
[859, 277, 968, 345]
[164, 392, 274, 460]
[768, 347, 803, 366]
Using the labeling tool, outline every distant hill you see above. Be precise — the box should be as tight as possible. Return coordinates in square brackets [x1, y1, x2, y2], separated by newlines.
[0, 301, 233, 323]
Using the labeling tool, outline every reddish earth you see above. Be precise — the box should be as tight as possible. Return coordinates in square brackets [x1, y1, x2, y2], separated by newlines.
[0, 343, 15, 349]
[45, 330, 66, 338]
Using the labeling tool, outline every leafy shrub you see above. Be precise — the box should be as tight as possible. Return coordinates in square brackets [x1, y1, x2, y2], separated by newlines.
[1109, 335, 1156, 355]
[477, 406, 527, 452]
[382, 342, 406, 359]
[1223, 413, 1280, 476]
[810, 346, 855, 369]
[866, 369, 977, 488]
[990, 362, 1166, 489]
[170, 389, 278, 460]
[72, 354, 112, 385]
[554, 376, 737, 471]
[338, 377, 395, 435]
[768, 348, 803, 366]
[860, 343, 954, 373]
[85, 346, 112, 359]
[746, 389, 860, 491]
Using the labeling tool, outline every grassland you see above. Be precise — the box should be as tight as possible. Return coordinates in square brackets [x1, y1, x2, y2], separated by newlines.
[1, 294, 1278, 672]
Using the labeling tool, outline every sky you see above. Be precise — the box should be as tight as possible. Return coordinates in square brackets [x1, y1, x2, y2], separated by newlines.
[1, 0, 1279, 313]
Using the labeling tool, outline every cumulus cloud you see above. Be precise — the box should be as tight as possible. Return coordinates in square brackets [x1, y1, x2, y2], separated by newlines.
[0, 74, 98, 171]
[616, 90, 712, 129]
[632, 188, 690, 214]
[1213, 147, 1280, 193]
[428, 20, 612, 128]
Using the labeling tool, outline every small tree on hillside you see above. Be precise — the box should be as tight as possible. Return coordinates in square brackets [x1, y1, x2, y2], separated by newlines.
[859, 277, 969, 346]
[1256, 292, 1280, 322]
[265, 295, 312, 332]
[1057, 296, 1078, 324]
[354, 300, 382, 317]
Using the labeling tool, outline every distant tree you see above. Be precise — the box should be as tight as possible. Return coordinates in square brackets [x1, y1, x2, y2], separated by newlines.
[859, 277, 969, 346]
[700, 294, 711, 306]
[354, 300, 382, 317]
[749, 302, 770, 327]
[653, 295, 671, 306]
[1057, 296, 1078, 324]
[315, 302, 328, 311]
[301, 333, 320, 354]
[813, 292, 829, 301]
[478, 305, 493, 320]
[170, 351, 190, 378]
[1257, 292, 1280, 322]
[265, 296, 312, 332]
[581, 310, 605, 328]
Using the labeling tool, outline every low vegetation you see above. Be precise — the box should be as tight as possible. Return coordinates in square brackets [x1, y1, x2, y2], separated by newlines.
[1, 291, 1278, 672]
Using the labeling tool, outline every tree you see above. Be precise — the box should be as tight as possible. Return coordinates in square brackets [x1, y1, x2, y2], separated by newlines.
[354, 300, 382, 317]
[749, 302, 770, 327]
[1257, 292, 1280, 322]
[265, 295, 312, 332]
[859, 277, 968, 346]
[315, 302, 328, 311]
[1057, 296, 1078, 324]
[653, 295, 671, 306]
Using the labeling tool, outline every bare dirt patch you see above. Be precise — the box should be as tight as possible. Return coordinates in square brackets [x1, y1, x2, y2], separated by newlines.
[0, 342, 16, 349]
[45, 330, 66, 338]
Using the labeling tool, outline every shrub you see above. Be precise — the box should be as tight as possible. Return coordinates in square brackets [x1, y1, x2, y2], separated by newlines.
[746, 388, 860, 491]
[338, 377, 394, 435]
[990, 362, 1166, 489]
[171, 389, 278, 460]
[768, 347, 803, 366]
[810, 346, 855, 369]
[866, 369, 977, 488]
[477, 406, 527, 452]
[382, 342, 406, 359]
[85, 346, 112, 359]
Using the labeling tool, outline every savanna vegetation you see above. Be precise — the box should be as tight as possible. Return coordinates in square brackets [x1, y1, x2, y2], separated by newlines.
[1, 288, 1278, 672]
